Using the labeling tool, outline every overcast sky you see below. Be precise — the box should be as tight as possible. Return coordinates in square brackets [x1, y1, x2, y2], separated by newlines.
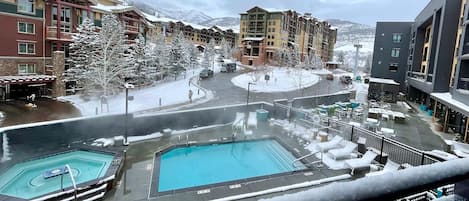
[143, 0, 430, 26]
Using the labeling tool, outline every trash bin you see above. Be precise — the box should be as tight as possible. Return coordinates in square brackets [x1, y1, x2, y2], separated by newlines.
[256, 109, 269, 121]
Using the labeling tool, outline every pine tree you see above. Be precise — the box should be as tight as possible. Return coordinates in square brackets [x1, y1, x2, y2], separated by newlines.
[67, 14, 135, 96]
[169, 32, 189, 76]
[220, 37, 230, 59]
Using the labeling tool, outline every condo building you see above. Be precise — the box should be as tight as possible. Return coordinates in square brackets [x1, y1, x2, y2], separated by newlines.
[0, 0, 150, 100]
[370, 0, 469, 143]
[238, 6, 337, 66]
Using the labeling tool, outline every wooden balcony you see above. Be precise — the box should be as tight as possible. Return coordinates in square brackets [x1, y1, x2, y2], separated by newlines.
[124, 25, 139, 34]
[46, 26, 73, 41]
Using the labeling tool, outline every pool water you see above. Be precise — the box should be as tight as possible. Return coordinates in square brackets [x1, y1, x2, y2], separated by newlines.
[158, 139, 305, 192]
[0, 150, 114, 199]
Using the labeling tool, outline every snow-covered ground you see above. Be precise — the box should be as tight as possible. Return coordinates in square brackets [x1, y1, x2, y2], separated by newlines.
[231, 67, 320, 93]
[59, 70, 211, 116]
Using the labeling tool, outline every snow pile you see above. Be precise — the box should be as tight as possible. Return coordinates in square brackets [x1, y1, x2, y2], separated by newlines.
[128, 132, 162, 143]
[263, 158, 469, 201]
[59, 72, 210, 116]
[310, 69, 332, 75]
[231, 67, 320, 93]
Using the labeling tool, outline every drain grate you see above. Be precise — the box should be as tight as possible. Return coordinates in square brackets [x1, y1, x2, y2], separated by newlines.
[197, 189, 211, 194]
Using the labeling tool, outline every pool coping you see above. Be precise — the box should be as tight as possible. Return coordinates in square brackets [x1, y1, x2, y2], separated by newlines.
[148, 136, 316, 199]
[0, 146, 124, 201]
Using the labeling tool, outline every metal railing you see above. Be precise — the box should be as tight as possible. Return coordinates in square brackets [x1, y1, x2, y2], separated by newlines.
[273, 103, 440, 166]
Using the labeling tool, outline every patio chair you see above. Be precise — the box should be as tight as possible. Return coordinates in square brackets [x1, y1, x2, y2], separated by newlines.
[247, 112, 257, 129]
[233, 112, 245, 131]
[328, 142, 358, 160]
[315, 135, 344, 152]
[344, 150, 378, 175]
[365, 159, 400, 177]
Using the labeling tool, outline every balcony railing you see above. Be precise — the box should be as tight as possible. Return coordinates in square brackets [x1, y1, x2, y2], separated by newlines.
[46, 26, 73, 41]
[408, 71, 426, 80]
[124, 25, 139, 33]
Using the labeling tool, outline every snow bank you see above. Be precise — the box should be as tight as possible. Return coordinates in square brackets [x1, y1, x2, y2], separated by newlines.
[310, 69, 332, 75]
[231, 67, 320, 93]
[59, 70, 211, 116]
[263, 158, 469, 201]
[213, 174, 351, 201]
[128, 132, 162, 143]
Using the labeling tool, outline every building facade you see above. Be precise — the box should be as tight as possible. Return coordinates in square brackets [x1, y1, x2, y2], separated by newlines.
[0, 0, 151, 99]
[370, 0, 469, 142]
[143, 13, 238, 49]
[238, 6, 337, 66]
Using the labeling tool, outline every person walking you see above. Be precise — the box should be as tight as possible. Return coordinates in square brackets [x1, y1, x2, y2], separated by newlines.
[188, 89, 193, 103]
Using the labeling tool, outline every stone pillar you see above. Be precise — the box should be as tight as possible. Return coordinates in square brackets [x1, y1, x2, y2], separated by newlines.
[51, 51, 66, 97]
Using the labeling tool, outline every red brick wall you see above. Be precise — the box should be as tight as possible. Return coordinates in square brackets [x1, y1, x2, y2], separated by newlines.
[0, 14, 44, 57]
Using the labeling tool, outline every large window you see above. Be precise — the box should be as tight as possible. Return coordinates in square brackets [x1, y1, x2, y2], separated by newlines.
[389, 63, 399, 72]
[52, 5, 72, 32]
[18, 64, 35, 74]
[18, 42, 35, 54]
[392, 33, 402, 43]
[17, 0, 35, 14]
[18, 22, 35, 34]
[391, 48, 400, 57]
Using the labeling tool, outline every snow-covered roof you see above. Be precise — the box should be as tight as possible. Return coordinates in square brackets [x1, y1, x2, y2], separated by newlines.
[243, 37, 264, 41]
[326, 61, 341, 65]
[92, 3, 134, 13]
[369, 77, 400, 85]
[264, 8, 285, 13]
[142, 12, 174, 23]
[0, 75, 56, 84]
[431, 92, 469, 116]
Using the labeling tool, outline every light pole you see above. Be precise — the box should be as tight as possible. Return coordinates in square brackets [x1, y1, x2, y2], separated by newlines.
[124, 83, 134, 145]
[247, 82, 255, 106]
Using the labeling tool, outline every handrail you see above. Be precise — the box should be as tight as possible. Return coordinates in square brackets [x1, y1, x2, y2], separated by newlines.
[65, 164, 77, 200]
[292, 151, 320, 167]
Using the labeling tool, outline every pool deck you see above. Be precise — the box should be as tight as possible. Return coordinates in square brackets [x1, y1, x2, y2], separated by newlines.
[104, 121, 353, 201]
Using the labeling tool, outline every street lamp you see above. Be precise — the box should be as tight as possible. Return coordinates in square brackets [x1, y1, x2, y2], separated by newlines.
[124, 83, 134, 145]
[247, 82, 256, 106]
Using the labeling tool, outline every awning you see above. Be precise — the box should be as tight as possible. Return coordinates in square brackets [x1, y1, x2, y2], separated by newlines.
[0, 75, 56, 85]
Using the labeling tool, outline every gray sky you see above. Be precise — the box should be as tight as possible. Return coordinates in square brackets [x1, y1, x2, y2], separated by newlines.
[143, 0, 430, 26]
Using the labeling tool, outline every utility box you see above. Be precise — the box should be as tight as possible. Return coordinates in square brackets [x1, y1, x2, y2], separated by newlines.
[256, 109, 269, 121]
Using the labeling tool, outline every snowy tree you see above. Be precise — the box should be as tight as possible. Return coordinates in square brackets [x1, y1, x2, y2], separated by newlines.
[337, 51, 345, 64]
[364, 53, 372, 73]
[288, 45, 301, 68]
[220, 37, 231, 59]
[169, 31, 190, 76]
[201, 50, 211, 69]
[149, 33, 170, 80]
[130, 34, 149, 84]
[187, 43, 200, 71]
[68, 14, 135, 96]
[204, 38, 216, 69]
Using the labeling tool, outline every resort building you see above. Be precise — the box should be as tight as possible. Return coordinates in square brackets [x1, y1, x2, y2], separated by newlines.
[0, 0, 151, 100]
[238, 6, 337, 66]
[370, 0, 469, 143]
[143, 12, 238, 48]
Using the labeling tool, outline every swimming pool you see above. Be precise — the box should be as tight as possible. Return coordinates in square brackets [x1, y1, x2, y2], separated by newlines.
[155, 139, 306, 193]
[0, 150, 114, 199]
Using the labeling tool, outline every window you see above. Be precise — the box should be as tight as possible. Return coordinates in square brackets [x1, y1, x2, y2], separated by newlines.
[53, 6, 72, 32]
[18, 64, 35, 74]
[18, 42, 35, 54]
[17, 0, 35, 14]
[18, 22, 34, 34]
[423, 47, 428, 61]
[271, 35, 275, 40]
[389, 63, 399, 72]
[271, 42, 274, 46]
[391, 48, 400, 57]
[392, 33, 402, 43]
[272, 28, 275, 32]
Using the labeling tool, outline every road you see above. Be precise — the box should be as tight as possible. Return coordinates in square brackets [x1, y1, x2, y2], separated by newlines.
[193, 70, 350, 108]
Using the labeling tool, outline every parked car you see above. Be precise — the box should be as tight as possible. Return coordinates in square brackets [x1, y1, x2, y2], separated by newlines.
[326, 74, 334, 80]
[220, 62, 237, 73]
[199, 69, 214, 79]
[340, 75, 352, 84]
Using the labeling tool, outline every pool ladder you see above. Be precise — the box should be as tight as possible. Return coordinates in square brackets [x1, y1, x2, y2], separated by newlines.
[64, 164, 78, 200]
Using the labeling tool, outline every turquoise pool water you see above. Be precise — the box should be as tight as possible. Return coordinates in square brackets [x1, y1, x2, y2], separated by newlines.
[0, 150, 114, 199]
[158, 139, 305, 192]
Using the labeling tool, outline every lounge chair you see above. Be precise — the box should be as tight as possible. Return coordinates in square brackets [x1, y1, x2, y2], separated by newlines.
[233, 112, 245, 131]
[328, 142, 358, 160]
[315, 135, 343, 152]
[452, 141, 469, 158]
[344, 150, 378, 175]
[247, 112, 257, 129]
[366, 159, 400, 177]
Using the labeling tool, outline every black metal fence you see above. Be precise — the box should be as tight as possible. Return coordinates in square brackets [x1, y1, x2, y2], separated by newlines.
[273, 102, 440, 166]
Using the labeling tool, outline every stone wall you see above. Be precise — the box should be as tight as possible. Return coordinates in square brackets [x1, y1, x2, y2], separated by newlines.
[51, 51, 65, 97]
[0, 58, 48, 75]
